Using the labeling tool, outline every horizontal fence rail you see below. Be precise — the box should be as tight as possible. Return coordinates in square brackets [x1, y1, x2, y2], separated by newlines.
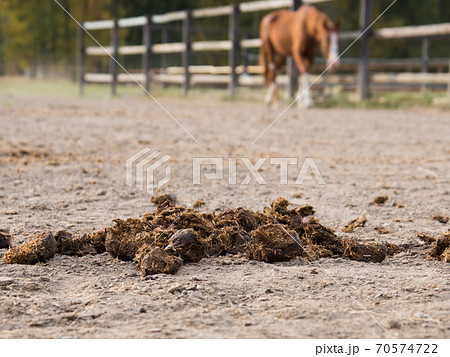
[156, 59, 450, 75]
[83, 23, 450, 55]
[82, 0, 329, 30]
[374, 23, 450, 39]
[83, 72, 448, 87]
[78, 0, 450, 99]
[84, 71, 448, 85]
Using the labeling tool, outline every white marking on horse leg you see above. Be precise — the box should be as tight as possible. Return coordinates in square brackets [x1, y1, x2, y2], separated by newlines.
[297, 73, 313, 108]
[327, 32, 340, 68]
[303, 73, 313, 108]
[295, 76, 304, 106]
[270, 101, 280, 110]
[265, 83, 276, 104]
[295, 89, 303, 107]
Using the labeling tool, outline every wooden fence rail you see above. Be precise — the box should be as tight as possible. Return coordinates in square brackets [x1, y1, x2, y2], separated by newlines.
[77, 0, 450, 99]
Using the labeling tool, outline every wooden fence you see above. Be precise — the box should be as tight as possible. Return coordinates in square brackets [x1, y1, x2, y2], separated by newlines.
[77, 0, 450, 100]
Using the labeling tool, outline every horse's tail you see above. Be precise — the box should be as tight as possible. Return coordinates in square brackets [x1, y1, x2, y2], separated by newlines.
[259, 14, 275, 87]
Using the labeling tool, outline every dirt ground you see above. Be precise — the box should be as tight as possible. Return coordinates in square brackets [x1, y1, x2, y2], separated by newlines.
[0, 92, 449, 338]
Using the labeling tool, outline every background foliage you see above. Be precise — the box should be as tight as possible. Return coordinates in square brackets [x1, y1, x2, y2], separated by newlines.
[0, 0, 448, 76]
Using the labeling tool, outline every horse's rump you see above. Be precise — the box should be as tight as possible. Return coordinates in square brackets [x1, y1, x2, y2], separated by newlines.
[259, 12, 282, 86]
[259, 9, 303, 86]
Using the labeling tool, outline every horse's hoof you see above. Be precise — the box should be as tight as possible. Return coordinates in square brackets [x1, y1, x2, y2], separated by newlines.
[297, 100, 313, 109]
[270, 102, 280, 110]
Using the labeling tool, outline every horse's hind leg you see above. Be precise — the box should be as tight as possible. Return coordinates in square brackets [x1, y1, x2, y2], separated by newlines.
[264, 66, 278, 107]
[265, 84, 279, 108]
[262, 47, 280, 107]
[298, 72, 313, 108]
[292, 53, 313, 108]
[264, 55, 285, 108]
[264, 70, 277, 106]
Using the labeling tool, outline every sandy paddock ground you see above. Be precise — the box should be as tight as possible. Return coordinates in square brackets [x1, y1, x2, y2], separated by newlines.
[0, 92, 449, 338]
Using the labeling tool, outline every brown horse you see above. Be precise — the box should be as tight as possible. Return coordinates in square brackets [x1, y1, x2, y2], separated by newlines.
[259, 5, 341, 107]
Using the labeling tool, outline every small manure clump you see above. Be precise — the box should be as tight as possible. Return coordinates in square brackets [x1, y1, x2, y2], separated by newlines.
[137, 247, 183, 276]
[165, 229, 205, 262]
[105, 218, 153, 260]
[204, 226, 249, 256]
[417, 232, 436, 245]
[342, 214, 367, 233]
[343, 239, 387, 263]
[303, 218, 344, 255]
[431, 215, 449, 224]
[370, 195, 389, 206]
[151, 194, 177, 209]
[385, 242, 400, 256]
[55, 229, 106, 256]
[3, 231, 57, 264]
[193, 200, 206, 208]
[0, 231, 12, 249]
[374, 226, 390, 234]
[429, 231, 450, 262]
[296, 205, 315, 218]
[2, 196, 403, 274]
[216, 208, 259, 232]
[247, 224, 301, 263]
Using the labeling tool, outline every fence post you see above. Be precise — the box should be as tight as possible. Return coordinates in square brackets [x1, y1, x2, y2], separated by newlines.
[287, 0, 302, 98]
[422, 38, 430, 73]
[143, 15, 153, 92]
[110, 19, 119, 96]
[421, 37, 430, 91]
[242, 32, 249, 74]
[447, 50, 450, 104]
[229, 4, 240, 96]
[77, 24, 85, 96]
[357, 0, 372, 101]
[183, 10, 192, 96]
[162, 25, 169, 88]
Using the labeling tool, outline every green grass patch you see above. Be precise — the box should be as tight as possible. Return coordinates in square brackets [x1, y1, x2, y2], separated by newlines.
[0, 76, 448, 110]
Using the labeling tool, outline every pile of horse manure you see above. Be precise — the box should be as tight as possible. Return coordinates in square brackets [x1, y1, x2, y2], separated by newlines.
[0, 231, 12, 249]
[3, 196, 403, 275]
